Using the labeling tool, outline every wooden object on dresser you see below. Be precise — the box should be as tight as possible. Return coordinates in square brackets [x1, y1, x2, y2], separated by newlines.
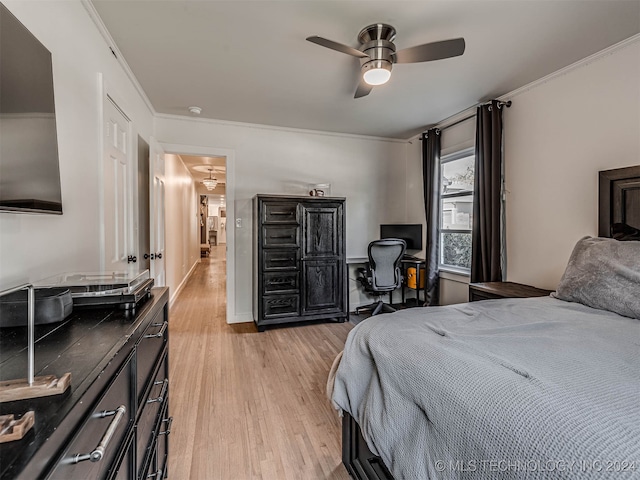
[469, 281, 553, 302]
[0, 287, 170, 480]
[253, 195, 348, 331]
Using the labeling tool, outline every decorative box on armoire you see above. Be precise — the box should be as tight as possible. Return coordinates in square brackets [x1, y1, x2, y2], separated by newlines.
[253, 195, 348, 331]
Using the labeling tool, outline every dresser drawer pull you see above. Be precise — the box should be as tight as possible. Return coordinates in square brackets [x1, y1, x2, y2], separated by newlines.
[72, 405, 126, 463]
[270, 235, 294, 239]
[144, 322, 167, 339]
[271, 258, 294, 262]
[268, 279, 295, 285]
[158, 416, 173, 436]
[270, 211, 294, 216]
[147, 379, 168, 404]
[147, 468, 163, 479]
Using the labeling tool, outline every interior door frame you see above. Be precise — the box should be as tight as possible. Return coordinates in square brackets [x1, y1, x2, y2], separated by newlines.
[161, 143, 236, 324]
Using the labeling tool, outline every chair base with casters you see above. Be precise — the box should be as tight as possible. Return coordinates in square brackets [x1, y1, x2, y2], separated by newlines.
[354, 297, 397, 316]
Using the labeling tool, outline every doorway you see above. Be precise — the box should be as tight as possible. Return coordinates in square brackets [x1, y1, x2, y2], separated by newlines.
[162, 144, 236, 324]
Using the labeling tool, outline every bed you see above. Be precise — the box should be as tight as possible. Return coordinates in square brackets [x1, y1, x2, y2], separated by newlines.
[329, 165, 640, 480]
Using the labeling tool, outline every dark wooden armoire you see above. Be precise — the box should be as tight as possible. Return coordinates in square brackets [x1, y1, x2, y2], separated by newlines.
[252, 195, 347, 331]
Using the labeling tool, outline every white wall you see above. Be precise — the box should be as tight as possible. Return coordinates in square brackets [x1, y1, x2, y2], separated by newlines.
[405, 37, 640, 301]
[156, 116, 408, 320]
[164, 154, 200, 304]
[0, 1, 154, 289]
[505, 39, 640, 290]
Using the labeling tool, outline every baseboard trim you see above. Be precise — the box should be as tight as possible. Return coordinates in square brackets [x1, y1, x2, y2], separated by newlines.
[169, 260, 199, 307]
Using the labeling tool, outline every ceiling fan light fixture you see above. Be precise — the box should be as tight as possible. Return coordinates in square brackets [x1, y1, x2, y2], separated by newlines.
[363, 60, 392, 86]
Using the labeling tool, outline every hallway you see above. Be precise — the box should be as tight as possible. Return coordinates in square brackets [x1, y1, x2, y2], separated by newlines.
[167, 246, 353, 479]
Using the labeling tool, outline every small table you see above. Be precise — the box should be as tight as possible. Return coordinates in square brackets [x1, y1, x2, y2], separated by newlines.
[469, 281, 553, 302]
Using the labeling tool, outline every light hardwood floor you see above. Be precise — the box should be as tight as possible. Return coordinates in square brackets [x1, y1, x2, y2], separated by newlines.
[168, 246, 353, 479]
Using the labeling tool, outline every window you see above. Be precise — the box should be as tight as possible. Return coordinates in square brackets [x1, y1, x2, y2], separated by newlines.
[440, 149, 475, 272]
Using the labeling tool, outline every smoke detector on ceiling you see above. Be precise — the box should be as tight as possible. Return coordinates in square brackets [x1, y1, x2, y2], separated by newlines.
[188, 106, 202, 115]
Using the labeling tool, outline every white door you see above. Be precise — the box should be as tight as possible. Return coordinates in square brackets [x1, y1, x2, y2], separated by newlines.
[103, 96, 134, 271]
[150, 139, 166, 286]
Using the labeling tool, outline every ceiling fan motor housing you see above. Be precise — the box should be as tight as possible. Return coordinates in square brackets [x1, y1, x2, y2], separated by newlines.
[358, 23, 397, 73]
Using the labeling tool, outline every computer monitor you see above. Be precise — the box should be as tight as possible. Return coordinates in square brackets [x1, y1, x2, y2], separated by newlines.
[380, 224, 423, 250]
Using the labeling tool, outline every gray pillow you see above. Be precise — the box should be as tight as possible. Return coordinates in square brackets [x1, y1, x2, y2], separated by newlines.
[553, 236, 640, 319]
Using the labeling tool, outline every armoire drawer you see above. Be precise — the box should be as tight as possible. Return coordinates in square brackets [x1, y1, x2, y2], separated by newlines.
[48, 354, 133, 480]
[262, 225, 299, 248]
[263, 295, 300, 318]
[263, 250, 298, 271]
[263, 202, 298, 224]
[263, 272, 298, 294]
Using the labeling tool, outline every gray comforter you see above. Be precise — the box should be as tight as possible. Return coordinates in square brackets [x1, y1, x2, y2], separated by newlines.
[331, 297, 640, 479]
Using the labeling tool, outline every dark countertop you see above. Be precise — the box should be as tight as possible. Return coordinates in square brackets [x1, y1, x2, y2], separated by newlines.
[0, 287, 169, 479]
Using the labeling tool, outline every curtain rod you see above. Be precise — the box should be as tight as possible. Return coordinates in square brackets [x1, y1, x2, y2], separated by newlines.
[420, 100, 512, 139]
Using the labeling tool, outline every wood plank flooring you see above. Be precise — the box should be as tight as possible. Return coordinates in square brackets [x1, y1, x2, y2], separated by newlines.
[168, 246, 353, 479]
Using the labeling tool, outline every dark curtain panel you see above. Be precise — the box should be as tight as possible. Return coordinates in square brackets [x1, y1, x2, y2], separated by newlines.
[471, 100, 504, 283]
[422, 128, 441, 305]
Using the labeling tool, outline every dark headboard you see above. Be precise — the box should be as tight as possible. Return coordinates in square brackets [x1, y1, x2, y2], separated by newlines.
[598, 165, 640, 238]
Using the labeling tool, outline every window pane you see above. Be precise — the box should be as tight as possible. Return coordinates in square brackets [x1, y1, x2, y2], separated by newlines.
[441, 232, 472, 269]
[441, 194, 473, 230]
[441, 155, 474, 195]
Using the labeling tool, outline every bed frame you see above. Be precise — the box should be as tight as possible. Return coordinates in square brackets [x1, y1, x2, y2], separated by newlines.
[341, 164, 640, 480]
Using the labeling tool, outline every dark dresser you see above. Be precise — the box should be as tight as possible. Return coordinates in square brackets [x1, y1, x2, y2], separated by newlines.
[469, 281, 553, 302]
[0, 287, 170, 480]
[253, 195, 348, 331]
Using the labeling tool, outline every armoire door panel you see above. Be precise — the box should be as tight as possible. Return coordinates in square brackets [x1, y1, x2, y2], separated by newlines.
[302, 205, 341, 257]
[302, 260, 342, 314]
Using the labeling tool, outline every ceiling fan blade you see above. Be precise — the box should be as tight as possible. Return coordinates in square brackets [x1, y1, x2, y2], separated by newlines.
[306, 36, 369, 59]
[354, 79, 373, 98]
[393, 37, 465, 64]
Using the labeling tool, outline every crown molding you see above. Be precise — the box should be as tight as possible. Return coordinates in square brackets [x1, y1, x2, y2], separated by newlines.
[155, 113, 407, 144]
[506, 33, 640, 100]
[81, 0, 156, 118]
[410, 33, 640, 141]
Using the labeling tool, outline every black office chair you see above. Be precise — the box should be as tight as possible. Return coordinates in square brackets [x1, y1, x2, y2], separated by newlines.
[355, 238, 406, 316]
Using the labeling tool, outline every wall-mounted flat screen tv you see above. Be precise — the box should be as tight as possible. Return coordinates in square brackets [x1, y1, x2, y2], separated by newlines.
[380, 224, 423, 250]
[0, 3, 63, 214]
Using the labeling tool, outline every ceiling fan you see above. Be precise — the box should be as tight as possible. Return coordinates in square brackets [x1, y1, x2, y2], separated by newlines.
[306, 23, 465, 98]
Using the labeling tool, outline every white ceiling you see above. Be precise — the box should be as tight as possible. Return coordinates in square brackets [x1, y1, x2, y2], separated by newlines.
[91, 1, 640, 139]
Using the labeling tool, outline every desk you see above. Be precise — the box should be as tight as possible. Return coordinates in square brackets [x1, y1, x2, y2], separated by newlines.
[401, 257, 426, 307]
[346, 256, 427, 310]
[346, 256, 368, 264]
